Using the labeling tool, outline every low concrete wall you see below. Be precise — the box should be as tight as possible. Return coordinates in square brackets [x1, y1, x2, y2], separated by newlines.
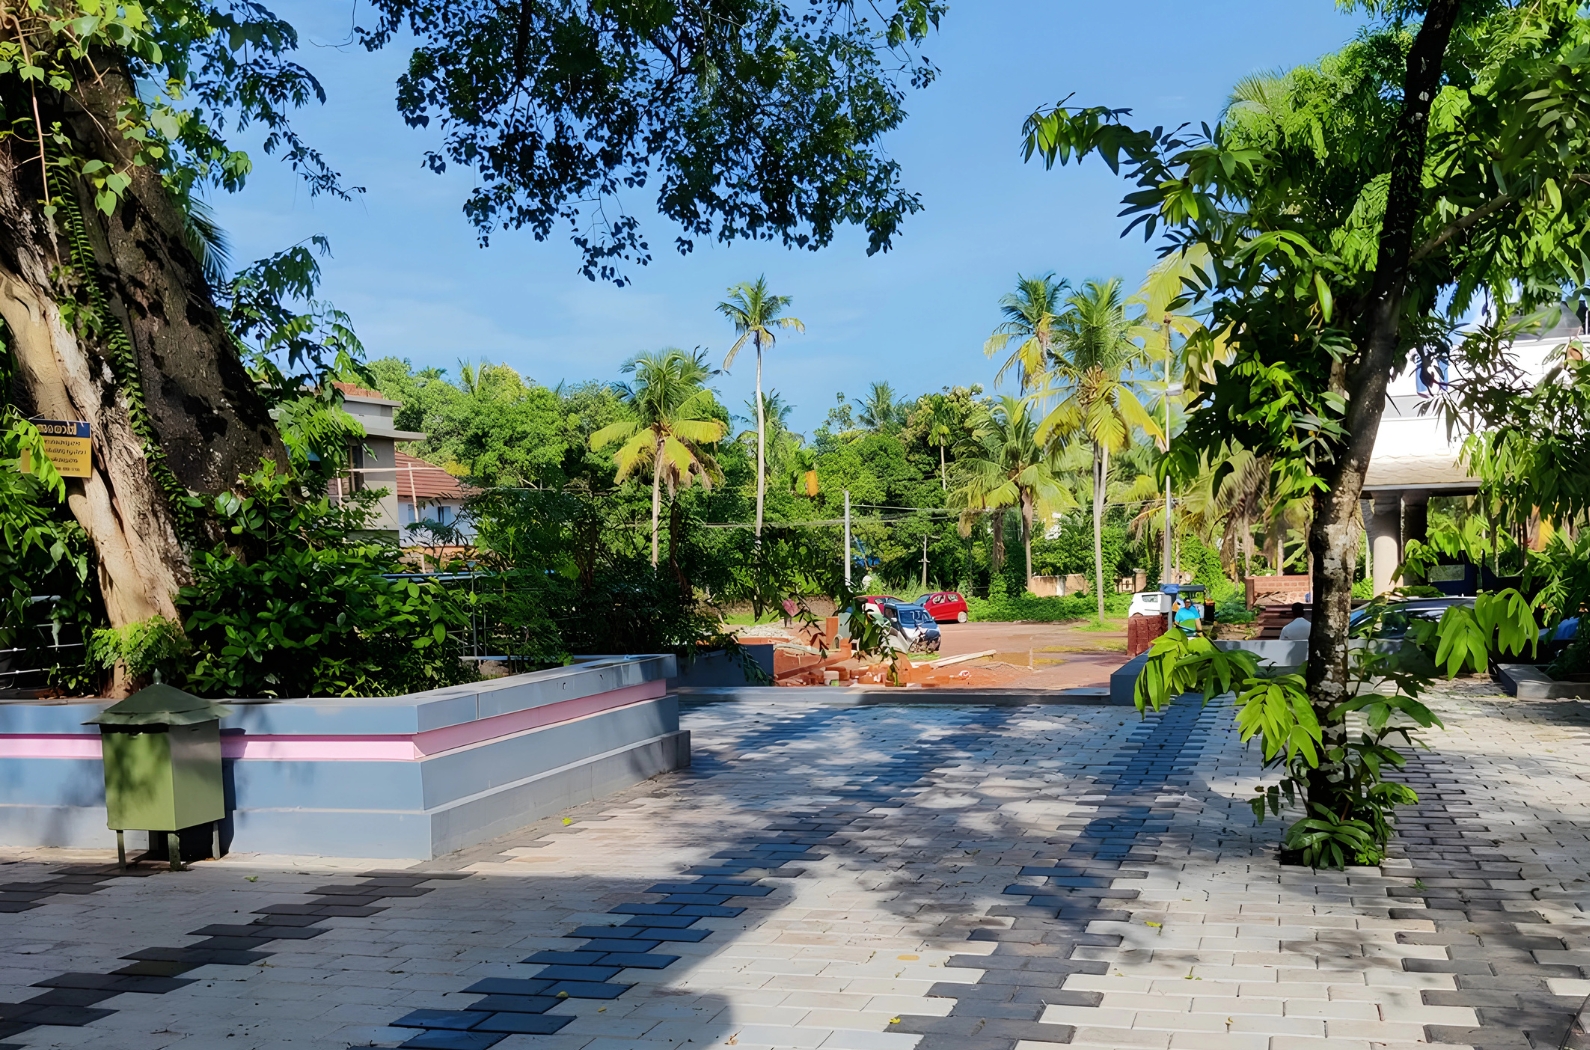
[0, 655, 686, 859]
[1110, 653, 1151, 706]
[1028, 574, 1090, 597]
[1497, 664, 1590, 700]
[1110, 640, 1310, 706]
[1213, 639, 1308, 670]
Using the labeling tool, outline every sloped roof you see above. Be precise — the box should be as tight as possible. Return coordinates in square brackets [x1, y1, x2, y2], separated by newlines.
[333, 381, 402, 406]
[395, 450, 471, 503]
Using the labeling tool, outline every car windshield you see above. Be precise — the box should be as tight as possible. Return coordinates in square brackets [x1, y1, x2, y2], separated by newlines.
[1349, 599, 1469, 638]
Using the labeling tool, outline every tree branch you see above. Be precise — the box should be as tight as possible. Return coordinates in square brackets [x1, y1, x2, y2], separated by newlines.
[1410, 192, 1514, 264]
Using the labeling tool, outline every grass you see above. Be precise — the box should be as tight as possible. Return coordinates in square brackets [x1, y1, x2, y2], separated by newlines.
[1077, 616, 1129, 632]
[719, 610, 786, 627]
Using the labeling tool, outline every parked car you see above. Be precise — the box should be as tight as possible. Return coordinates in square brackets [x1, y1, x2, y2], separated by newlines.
[1539, 615, 1580, 661]
[1128, 584, 1212, 622]
[915, 591, 969, 623]
[858, 594, 900, 614]
[882, 601, 942, 653]
[1348, 596, 1473, 639]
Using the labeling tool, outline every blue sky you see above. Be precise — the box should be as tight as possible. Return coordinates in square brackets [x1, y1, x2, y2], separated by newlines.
[211, 2, 1362, 434]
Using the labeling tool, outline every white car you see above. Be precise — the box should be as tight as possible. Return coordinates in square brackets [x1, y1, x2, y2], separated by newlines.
[1129, 591, 1172, 618]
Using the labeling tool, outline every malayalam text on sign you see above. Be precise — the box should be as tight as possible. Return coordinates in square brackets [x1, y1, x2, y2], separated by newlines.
[21, 419, 92, 478]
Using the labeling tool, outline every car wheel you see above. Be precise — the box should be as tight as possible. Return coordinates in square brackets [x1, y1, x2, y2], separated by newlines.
[956, 611, 967, 623]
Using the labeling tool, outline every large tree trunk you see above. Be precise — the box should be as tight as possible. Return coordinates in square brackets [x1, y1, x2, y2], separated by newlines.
[990, 508, 1006, 575]
[0, 68, 284, 652]
[1305, 0, 1461, 809]
[2, 273, 185, 629]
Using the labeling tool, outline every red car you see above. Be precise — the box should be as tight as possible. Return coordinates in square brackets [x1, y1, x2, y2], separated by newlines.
[858, 595, 900, 614]
[918, 591, 969, 623]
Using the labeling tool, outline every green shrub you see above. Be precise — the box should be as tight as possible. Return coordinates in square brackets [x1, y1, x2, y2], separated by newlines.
[966, 589, 1131, 622]
[1216, 597, 1256, 624]
[86, 617, 189, 685]
[179, 461, 475, 698]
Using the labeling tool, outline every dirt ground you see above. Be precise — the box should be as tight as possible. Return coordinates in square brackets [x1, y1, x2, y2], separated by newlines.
[737, 617, 1131, 691]
[926, 618, 1128, 689]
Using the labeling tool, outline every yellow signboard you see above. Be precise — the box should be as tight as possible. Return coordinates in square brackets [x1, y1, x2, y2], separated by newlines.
[20, 419, 92, 478]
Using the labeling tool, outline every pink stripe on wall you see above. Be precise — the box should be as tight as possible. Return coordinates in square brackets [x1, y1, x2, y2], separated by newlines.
[411, 679, 665, 756]
[0, 736, 102, 759]
[0, 679, 667, 763]
[226, 737, 418, 761]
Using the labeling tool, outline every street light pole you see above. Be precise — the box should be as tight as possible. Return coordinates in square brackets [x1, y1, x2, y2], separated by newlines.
[1164, 347, 1182, 585]
[843, 490, 852, 589]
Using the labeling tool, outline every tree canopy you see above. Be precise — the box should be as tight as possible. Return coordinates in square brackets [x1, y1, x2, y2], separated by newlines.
[355, 0, 945, 281]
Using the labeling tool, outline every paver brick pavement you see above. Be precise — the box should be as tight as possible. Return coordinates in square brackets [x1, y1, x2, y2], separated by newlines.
[2, 685, 1590, 1048]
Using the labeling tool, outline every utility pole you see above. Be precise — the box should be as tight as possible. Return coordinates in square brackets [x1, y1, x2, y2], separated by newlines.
[1164, 374, 1183, 585]
[921, 533, 929, 590]
[843, 490, 852, 589]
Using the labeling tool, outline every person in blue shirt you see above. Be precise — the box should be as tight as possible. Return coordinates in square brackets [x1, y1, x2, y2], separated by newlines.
[1172, 597, 1202, 637]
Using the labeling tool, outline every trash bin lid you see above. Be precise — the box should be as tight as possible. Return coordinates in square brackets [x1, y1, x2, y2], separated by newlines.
[84, 683, 232, 727]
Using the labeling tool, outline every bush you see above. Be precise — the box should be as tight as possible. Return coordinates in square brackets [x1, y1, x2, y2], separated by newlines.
[967, 590, 1132, 622]
[1216, 597, 1256, 624]
[179, 462, 476, 698]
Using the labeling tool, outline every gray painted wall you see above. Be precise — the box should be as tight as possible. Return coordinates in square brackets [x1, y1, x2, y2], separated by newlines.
[0, 659, 689, 858]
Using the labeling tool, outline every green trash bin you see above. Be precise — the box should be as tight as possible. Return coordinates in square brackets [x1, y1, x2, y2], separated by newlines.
[85, 684, 231, 870]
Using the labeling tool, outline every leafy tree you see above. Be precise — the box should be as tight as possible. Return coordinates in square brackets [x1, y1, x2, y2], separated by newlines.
[0, 0, 948, 671]
[0, 2, 355, 645]
[985, 273, 1070, 390]
[816, 392, 859, 442]
[591, 349, 727, 565]
[952, 395, 1077, 584]
[355, 2, 944, 281]
[718, 277, 805, 539]
[1035, 279, 1159, 620]
[1026, 0, 1590, 860]
[434, 363, 567, 487]
[369, 359, 459, 443]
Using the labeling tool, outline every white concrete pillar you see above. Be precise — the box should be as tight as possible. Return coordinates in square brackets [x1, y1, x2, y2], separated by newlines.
[1368, 493, 1402, 595]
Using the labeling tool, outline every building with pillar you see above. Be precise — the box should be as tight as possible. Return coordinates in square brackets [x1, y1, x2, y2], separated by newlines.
[1361, 313, 1580, 593]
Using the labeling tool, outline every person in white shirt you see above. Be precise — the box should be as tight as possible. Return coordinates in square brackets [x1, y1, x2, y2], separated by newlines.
[1279, 602, 1311, 639]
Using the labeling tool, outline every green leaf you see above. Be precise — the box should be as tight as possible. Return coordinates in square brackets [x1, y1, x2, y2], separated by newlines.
[1313, 272, 1333, 322]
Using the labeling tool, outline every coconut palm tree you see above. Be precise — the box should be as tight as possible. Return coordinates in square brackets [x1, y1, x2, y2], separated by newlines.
[738, 390, 803, 489]
[855, 381, 906, 431]
[717, 277, 804, 539]
[984, 273, 1070, 390]
[922, 392, 958, 489]
[1128, 246, 1222, 581]
[951, 395, 1078, 586]
[1035, 278, 1160, 621]
[590, 349, 726, 566]
[737, 389, 794, 440]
